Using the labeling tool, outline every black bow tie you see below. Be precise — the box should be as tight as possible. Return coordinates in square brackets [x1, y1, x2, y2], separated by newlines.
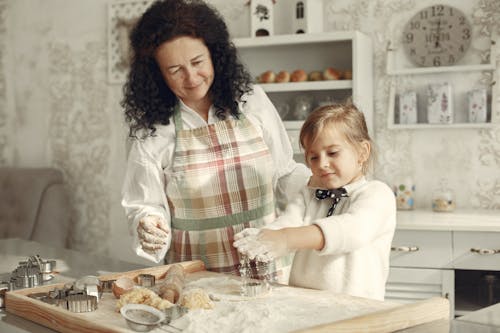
[315, 188, 348, 217]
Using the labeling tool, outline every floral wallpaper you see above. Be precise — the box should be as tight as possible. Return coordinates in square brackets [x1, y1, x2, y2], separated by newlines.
[0, 0, 498, 261]
[47, 41, 111, 253]
[0, 0, 8, 166]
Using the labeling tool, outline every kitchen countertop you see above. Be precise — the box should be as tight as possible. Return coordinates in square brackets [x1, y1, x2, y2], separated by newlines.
[396, 209, 500, 232]
[397, 302, 500, 333]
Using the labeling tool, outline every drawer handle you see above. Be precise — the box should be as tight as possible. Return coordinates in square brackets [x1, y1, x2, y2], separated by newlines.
[391, 246, 419, 252]
[470, 248, 500, 255]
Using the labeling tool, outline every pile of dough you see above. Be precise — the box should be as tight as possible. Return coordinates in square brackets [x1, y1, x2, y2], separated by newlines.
[116, 287, 174, 312]
[179, 288, 214, 310]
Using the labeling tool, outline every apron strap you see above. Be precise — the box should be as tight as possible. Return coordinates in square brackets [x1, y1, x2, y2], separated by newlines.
[173, 104, 183, 131]
[172, 103, 245, 132]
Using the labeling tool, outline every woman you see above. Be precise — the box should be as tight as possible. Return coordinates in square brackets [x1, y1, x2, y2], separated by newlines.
[121, 0, 309, 279]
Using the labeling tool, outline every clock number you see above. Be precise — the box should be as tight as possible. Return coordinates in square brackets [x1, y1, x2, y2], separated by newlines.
[431, 5, 444, 17]
[459, 44, 465, 52]
[405, 32, 414, 44]
[420, 56, 426, 65]
[420, 11, 428, 20]
[433, 56, 441, 67]
[459, 16, 466, 25]
[410, 21, 420, 30]
[448, 55, 455, 64]
[462, 28, 471, 40]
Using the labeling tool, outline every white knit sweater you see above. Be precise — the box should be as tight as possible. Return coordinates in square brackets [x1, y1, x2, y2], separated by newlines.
[270, 177, 396, 301]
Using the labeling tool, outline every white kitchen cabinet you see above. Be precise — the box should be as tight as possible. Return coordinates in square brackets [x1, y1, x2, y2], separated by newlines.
[452, 231, 500, 271]
[233, 31, 373, 153]
[390, 230, 452, 268]
[387, 209, 500, 318]
[386, 267, 454, 312]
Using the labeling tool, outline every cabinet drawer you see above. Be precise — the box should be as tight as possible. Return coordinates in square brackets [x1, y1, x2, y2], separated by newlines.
[390, 230, 452, 268]
[386, 267, 454, 304]
[452, 231, 500, 270]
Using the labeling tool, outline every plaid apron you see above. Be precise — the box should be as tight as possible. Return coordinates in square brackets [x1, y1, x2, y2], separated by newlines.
[165, 107, 279, 277]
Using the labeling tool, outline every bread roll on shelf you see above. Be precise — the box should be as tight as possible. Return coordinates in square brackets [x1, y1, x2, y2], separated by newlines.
[258, 70, 275, 83]
[308, 71, 323, 81]
[323, 67, 341, 80]
[275, 70, 290, 83]
[290, 69, 307, 82]
[343, 70, 352, 80]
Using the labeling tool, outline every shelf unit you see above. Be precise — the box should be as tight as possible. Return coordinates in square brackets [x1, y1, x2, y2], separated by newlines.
[386, 39, 498, 129]
[233, 31, 373, 153]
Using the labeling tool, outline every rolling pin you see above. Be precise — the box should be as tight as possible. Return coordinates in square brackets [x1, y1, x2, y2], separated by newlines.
[158, 264, 185, 304]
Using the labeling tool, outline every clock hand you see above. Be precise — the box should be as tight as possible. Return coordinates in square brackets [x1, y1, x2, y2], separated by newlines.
[435, 19, 441, 48]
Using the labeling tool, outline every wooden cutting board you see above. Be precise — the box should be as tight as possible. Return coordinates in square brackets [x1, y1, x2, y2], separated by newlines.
[5, 260, 449, 333]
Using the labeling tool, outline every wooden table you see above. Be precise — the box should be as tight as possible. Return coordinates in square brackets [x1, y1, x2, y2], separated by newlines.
[1, 238, 451, 333]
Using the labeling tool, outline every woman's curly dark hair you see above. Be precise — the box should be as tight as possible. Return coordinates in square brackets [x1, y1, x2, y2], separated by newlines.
[121, 0, 253, 138]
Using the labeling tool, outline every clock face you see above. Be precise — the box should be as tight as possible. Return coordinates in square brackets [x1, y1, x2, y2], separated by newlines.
[402, 5, 472, 67]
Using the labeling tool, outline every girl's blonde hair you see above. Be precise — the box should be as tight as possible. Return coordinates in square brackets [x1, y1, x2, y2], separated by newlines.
[299, 103, 375, 174]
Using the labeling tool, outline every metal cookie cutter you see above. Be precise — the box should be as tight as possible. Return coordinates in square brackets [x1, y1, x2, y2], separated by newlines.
[38, 283, 98, 312]
[0, 281, 10, 308]
[99, 279, 116, 293]
[74, 276, 102, 302]
[137, 274, 155, 287]
[11, 255, 57, 289]
[11, 266, 42, 289]
[66, 294, 98, 313]
[20, 255, 56, 282]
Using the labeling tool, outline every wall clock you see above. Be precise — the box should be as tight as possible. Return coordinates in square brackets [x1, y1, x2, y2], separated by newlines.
[402, 4, 472, 67]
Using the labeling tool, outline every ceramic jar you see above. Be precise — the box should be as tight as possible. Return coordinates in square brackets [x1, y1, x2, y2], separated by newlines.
[394, 177, 415, 210]
[432, 181, 456, 212]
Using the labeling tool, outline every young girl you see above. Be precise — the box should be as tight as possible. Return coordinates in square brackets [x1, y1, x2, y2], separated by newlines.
[234, 104, 396, 301]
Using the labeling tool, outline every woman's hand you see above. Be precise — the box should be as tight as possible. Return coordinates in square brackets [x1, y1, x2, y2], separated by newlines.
[137, 215, 169, 254]
[233, 228, 290, 262]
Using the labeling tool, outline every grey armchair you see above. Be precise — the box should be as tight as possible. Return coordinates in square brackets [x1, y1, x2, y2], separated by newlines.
[0, 167, 70, 248]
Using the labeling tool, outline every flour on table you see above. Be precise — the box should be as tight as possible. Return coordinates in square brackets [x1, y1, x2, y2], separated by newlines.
[161, 273, 397, 333]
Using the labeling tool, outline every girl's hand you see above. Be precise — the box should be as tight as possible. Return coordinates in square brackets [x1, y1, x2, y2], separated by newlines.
[137, 215, 169, 253]
[233, 228, 290, 262]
